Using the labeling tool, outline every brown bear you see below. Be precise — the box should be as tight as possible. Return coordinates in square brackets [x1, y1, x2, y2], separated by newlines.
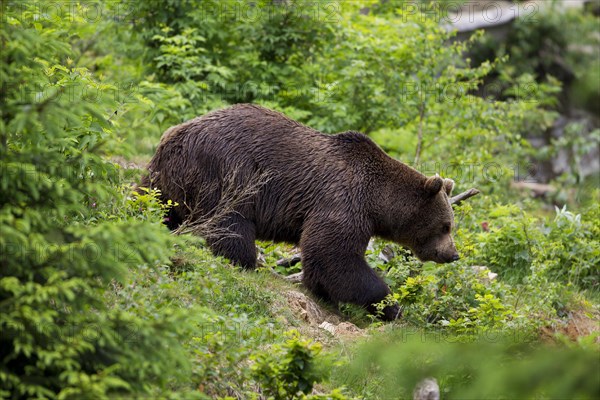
[144, 104, 459, 321]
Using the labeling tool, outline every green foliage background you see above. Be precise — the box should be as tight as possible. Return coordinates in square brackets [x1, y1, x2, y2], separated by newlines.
[1, 0, 598, 399]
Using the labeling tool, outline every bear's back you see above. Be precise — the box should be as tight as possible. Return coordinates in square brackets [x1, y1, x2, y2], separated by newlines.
[151, 104, 390, 242]
[177, 104, 325, 162]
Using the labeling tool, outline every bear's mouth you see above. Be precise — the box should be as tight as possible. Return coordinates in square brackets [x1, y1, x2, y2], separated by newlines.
[414, 250, 459, 264]
[435, 252, 460, 264]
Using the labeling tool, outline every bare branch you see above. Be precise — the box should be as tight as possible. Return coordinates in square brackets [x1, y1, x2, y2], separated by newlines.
[449, 188, 480, 205]
[276, 255, 302, 268]
[173, 169, 273, 240]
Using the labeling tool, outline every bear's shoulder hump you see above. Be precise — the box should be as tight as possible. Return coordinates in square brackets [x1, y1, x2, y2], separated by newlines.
[334, 131, 371, 143]
[334, 131, 382, 152]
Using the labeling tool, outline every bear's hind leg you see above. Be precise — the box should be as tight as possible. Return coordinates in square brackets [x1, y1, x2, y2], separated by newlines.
[207, 213, 257, 269]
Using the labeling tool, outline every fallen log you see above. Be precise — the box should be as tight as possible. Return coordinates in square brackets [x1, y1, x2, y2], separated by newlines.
[284, 272, 303, 283]
[511, 181, 556, 197]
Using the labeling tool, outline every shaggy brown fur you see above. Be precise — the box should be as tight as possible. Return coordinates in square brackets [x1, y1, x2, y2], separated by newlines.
[144, 104, 458, 321]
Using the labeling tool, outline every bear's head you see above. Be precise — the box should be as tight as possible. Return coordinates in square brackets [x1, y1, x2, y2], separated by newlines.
[406, 175, 459, 263]
[380, 174, 459, 264]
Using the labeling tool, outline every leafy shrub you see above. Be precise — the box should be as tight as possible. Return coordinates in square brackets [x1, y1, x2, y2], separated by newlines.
[0, 3, 192, 398]
[136, 0, 335, 119]
[251, 331, 328, 399]
[536, 206, 600, 290]
[475, 204, 599, 290]
[474, 205, 540, 283]
[126, 187, 178, 223]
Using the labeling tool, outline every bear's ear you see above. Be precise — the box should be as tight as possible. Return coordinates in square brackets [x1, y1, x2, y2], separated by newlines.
[424, 175, 444, 196]
[443, 178, 455, 196]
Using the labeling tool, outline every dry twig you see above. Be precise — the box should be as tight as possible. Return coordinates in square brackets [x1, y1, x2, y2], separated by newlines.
[449, 188, 480, 206]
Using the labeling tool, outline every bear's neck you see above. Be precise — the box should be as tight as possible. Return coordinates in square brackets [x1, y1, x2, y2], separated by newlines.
[369, 158, 427, 241]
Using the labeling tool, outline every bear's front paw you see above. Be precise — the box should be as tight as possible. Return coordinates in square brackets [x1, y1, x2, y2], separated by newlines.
[381, 303, 402, 321]
[368, 303, 402, 321]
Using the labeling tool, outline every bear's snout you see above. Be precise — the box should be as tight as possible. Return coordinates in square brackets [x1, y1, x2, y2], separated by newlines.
[414, 235, 460, 264]
[413, 249, 459, 264]
[437, 251, 459, 263]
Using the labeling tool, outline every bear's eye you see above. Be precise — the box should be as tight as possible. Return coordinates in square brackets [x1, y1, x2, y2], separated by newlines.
[442, 224, 451, 234]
